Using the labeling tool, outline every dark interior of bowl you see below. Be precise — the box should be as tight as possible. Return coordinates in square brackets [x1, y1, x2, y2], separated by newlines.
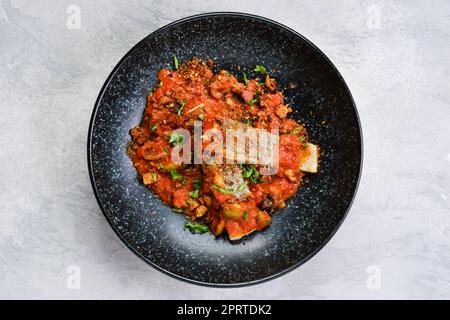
[88, 13, 362, 286]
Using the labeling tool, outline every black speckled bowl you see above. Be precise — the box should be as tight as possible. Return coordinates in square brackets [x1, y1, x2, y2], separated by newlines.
[88, 12, 362, 286]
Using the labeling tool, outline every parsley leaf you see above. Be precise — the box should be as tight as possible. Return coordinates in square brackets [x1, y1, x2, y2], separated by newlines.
[193, 179, 203, 190]
[212, 184, 235, 194]
[240, 164, 261, 184]
[184, 222, 209, 233]
[188, 179, 203, 199]
[177, 100, 186, 116]
[248, 91, 260, 106]
[173, 55, 179, 70]
[169, 169, 183, 180]
[198, 113, 205, 121]
[169, 132, 184, 146]
[242, 72, 249, 85]
[243, 211, 249, 221]
[151, 124, 158, 131]
[188, 189, 200, 199]
[253, 64, 266, 74]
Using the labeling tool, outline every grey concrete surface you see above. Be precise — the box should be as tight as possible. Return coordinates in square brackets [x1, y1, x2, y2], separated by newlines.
[0, 0, 449, 299]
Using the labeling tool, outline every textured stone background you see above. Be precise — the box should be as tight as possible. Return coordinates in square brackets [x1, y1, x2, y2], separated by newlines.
[0, 0, 449, 299]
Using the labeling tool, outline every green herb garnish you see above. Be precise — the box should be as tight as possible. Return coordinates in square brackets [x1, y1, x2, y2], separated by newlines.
[243, 211, 249, 221]
[254, 64, 266, 74]
[169, 131, 184, 146]
[242, 72, 249, 85]
[184, 222, 209, 233]
[248, 91, 260, 106]
[158, 163, 164, 169]
[212, 184, 235, 194]
[198, 113, 205, 121]
[172, 208, 183, 213]
[297, 136, 306, 142]
[173, 55, 179, 70]
[291, 127, 302, 135]
[170, 169, 183, 181]
[151, 124, 158, 131]
[193, 179, 203, 190]
[164, 146, 169, 154]
[188, 189, 200, 199]
[237, 181, 248, 191]
[151, 173, 157, 182]
[177, 100, 186, 116]
[240, 164, 261, 184]
[189, 179, 203, 198]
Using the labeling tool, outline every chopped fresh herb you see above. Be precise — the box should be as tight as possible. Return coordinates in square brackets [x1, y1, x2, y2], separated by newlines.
[237, 181, 248, 191]
[240, 164, 261, 184]
[297, 136, 306, 142]
[181, 178, 187, 185]
[172, 208, 183, 213]
[243, 211, 249, 221]
[169, 131, 184, 146]
[253, 64, 266, 74]
[177, 100, 186, 116]
[188, 189, 200, 199]
[212, 184, 235, 194]
[198, 113, 205, 121]
[173, 55, 179, 70]
[126, 143, 133, 155]
[169, 169, 183, 180]
[248, 91, 261, 106]
[242, 72, 249, 85]
[164, 146, 169, 154]
[243, 118, 252, 125]
[151, 173, 157, 182]
[158, 163, 164, 169]
[193, 179, 203, 190]
[184, 222, 209, 233]
[291, 127, 302, 135]
[151, 124, 158, 131]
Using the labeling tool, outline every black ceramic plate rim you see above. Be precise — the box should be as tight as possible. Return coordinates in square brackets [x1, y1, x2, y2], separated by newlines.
[87, 11, 363, 287]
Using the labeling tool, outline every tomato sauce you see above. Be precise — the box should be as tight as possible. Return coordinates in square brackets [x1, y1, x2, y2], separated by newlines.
[128, 57, 315, 240]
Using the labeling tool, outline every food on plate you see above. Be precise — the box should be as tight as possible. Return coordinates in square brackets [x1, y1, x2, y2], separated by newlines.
[128, 57, 319, 240]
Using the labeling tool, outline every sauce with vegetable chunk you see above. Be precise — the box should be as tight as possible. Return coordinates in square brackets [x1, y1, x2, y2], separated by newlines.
[128, 57, 319, 240]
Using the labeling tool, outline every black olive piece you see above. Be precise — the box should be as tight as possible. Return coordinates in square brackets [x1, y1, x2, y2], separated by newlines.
[258, 195, 274, 214]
